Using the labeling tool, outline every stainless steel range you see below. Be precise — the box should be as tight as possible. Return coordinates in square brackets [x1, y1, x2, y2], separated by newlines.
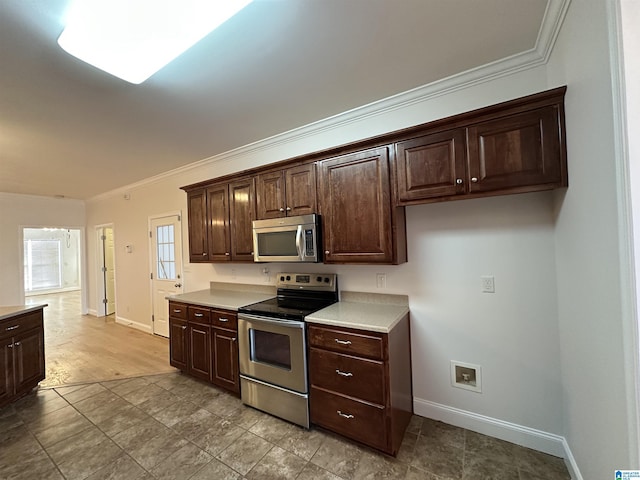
[237, 273, 338, 428]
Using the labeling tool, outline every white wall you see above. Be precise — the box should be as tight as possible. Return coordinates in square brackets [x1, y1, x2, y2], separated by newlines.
[0, 193, 85, 305]
[547, 0, 637, 476]
[86, 64, 568, 449]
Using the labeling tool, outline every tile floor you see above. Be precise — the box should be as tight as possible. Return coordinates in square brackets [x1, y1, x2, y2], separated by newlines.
[0, 372, 570, 480]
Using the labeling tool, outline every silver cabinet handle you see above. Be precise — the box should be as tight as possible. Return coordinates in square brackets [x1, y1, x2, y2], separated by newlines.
[6, 325, 19, 331]
[471, 177, 478, 183]
[181, 325, 187, 330]
[14, 342, 20, 347]
[194, 313, 204, 317]
[286, 207, 291, 211]
[231, 337, 237, 341]
[336, 369, 353, 377]
[202, 253, 207, 256]
[335, 339, 351, 345]
[173, 309, 182, 314]
[225, 252, 230, 256]
[324, 250, 330, 255]
[456, 178, 463, 184]
[7, 344, 13, 349]
[218, 318, 229, 322]
[337, 410, 354, 419]
[279, 207, 285, 212]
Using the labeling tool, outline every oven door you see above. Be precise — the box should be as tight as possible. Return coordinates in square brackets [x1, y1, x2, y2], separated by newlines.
[237, 314, 307, 393]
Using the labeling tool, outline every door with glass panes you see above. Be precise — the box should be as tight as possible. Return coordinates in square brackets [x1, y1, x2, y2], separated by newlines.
[150, 215, 183, 337]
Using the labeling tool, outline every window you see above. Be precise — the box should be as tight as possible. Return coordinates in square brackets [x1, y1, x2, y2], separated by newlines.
[24, 239, 62, 292]
[156, 224, 176, 280]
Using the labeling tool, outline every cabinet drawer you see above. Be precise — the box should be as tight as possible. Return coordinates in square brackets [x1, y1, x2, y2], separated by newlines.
[188, 306, 211, 324]
[310, 386, 386, 452]
[211, 310, 237, 329]
[308, 325, 385, 360]
[0, 310, 43, 339]
[168, 302, 188, 320]
[309, 348, 385, 405]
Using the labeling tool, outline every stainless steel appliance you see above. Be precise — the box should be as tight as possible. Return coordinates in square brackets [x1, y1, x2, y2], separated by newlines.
[252, 214, 321, 263]
[238, 273, 338, 428]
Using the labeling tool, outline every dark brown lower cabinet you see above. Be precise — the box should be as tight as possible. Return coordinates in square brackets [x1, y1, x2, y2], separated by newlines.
[212, 327, 239, 394]
[0, 307, 46, 409]
[308, 316, 412, 456]
[168, 301, 239, 395]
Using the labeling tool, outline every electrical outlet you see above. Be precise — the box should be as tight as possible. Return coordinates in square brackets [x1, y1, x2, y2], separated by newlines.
[376, 273, 386, 289]
[481, 275, 495, 293]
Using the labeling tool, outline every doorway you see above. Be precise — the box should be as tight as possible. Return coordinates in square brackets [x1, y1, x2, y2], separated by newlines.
[149, 213, 184, 337]
[96, 225, 116, 317]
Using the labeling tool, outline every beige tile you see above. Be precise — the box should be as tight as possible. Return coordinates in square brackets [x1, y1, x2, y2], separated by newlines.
[136, 390, 181, 416]
[462, 452, 517, 480]
[58, 383, 108, 404]
[310, 434, 365, 479]
[126, 429, 189, 470]
[172, 408, 221, 440]
[201, 391, 243, 417]
[248, 414, 299, 443]
[516, 447, 570, 479]
[464, 430, 518, 465]
[118, 383, 171, 406]
[90, 403, 150, 437]
[276, 426, 328, 461]
[420, 418, 465, 449]
[404, 465, 441, 480]
[226, 404, 270, 429]
[215, 431, 273, 475]
[32, 412, 93, 448]
[297, 462, 345, 480]
[111, 415, 168, 450]
[84, 453, 147, 480]
[72, 390, 123, 415]
[411, 435, 463, 480]
[189, 458, 243, 480]
[246, 445, 307, 480]
[353, 450, 408, 480]
[107, 377, 152, 396]
[192, 418, 246, 456]
[149, 442, 213, 480]
[151, 398, 201, 427]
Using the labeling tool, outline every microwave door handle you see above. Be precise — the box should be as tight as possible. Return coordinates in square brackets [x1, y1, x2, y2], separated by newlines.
[296, 225, 304, 260]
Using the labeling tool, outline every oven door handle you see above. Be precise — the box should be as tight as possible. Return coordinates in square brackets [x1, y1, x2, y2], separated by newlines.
[239, 313, 305, 329]
[295, 225, 304, 260]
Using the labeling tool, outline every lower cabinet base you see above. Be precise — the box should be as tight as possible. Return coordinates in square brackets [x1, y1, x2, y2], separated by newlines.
[310, 386, 388, 453]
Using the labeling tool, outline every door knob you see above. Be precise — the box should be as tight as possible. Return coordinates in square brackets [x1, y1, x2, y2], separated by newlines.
[175, 283, 182, 288]
[279, 207, 285, 212]
[456, 178, 463, 185]
[471, 177, 478, 183]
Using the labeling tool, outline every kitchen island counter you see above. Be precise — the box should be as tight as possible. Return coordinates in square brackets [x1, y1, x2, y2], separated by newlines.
[0, 304, 47, 322]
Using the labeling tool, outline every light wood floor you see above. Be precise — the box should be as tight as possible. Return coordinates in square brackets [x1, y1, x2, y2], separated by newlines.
[26, 291, 176, 387]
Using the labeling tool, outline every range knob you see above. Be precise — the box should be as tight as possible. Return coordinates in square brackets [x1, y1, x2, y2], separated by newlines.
[286, 275, 291, 281]
[324, 277, 330, 283]
[280, 276, 285, 281]
[316, 276, 322, 282]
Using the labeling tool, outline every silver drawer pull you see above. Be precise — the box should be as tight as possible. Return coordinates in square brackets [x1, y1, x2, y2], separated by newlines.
[334, 339, 351, 345]
[14, 342, 20, 347]
[218, 318, 229, 322]
[335, 369, 353, 377]
[173, 309, 182, 314]
[182, 325, 187, 330]
[7, 344, 13, 349]
[194, 313, 204, 317]
[6, 325, 19, 331]
[337, 410, 354, 419]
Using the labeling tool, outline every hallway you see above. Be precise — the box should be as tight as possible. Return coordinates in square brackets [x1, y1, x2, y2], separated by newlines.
[26, 291, 175, 387]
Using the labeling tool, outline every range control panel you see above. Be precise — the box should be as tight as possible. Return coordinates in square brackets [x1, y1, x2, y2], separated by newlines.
[276, 273, 337, 291]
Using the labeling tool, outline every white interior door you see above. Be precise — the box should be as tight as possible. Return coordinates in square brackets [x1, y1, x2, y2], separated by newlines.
[150, 214, 183, 337]
[104, 227, 116, 315]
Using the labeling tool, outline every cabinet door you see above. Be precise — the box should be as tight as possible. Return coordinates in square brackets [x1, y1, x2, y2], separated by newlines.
[188, 323, 211, 381]
[13, 329, 45, 396]
[319, 147, 394, 263]
[229, 177, 256, 261]
[169, 318, 188, 371]
[256, 171, 285, 219]
[212, 327, 239, 394]
[285, 163, 317, 217]
[187, 188, 209, 262]
[207, 184, 231, 261]
[467, 106, 563, 193]
[395, 129, 466, 203]
[0, 341, 13, 405]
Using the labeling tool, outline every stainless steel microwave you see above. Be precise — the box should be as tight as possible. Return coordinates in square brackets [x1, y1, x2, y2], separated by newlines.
[252, 214, 321, 263]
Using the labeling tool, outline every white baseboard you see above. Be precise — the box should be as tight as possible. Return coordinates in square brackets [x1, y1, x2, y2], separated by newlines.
[414, 398, 583, 479]
[87, 309, 98, 316]
[115, 316, 152, 334]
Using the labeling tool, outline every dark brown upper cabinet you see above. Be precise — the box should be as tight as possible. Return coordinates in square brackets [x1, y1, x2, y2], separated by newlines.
[185, 178, 255, 263]
[318, 146, 407, 264]
[394, 86, 567, 205]
[256, 163, 317, 219]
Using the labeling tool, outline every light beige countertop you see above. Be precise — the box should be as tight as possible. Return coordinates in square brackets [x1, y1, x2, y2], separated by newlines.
[306, 291, 409, 333]
[167, 282, 275, 311]
[0, 304, 47, 322]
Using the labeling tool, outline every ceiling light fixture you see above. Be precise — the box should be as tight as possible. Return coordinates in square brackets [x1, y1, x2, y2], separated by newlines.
[57, 0, 253, 84]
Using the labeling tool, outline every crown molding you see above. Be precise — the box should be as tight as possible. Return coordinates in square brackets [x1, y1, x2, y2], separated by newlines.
[88, 0, 571, 204]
